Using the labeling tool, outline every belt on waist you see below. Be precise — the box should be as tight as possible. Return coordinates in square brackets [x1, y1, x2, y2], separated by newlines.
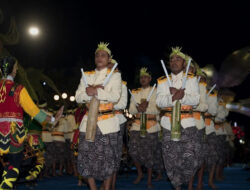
[135, 114, 157, 120]
[87, 109, 114, 115]
[204, 115, 214, 119]
[51, 132, 64, 137]
[114, 110, 123, 114]
[135, 117, 157, 121]
[215, 122, 224, 125]
[85, 110, 115, 121]
[52, 134, 64, 137]
[161, 110, 193, 120]
[160, 110, 193, 115]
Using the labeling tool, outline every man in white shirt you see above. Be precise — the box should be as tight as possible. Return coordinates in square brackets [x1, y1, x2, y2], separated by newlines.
[156, 47, 200, 190]
[75, 42, 122, 190]
[128, 68, 160, 188]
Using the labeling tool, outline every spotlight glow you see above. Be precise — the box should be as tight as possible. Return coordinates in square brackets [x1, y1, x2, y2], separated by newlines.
[29, 27, 39, 36]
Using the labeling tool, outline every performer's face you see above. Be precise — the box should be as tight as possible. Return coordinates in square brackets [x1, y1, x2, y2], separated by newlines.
[95, 50, 110, 69]
[188, 66, 195, 74]
[107, 63, 114, 69]
[140, 75, 151, 87]
[170, 55, 185, 74]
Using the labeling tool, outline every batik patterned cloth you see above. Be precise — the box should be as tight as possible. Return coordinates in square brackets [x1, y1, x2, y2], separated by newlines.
[53, 141, 66, 165]
[44, 142, 54, 168]
[77, 127, 118, 180]
[205, 132, 219, 171]
[161, 127, 200, 188]
[153, 139, 165, 172]
[196, 129, 207, 168]
[115, 122, 126, 171]
[128, 131, 158, 169]
[215, 135, 227, 165]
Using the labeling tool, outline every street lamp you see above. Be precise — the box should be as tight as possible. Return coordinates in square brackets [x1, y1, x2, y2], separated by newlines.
[62, 93, 68, 99]
[70, 96, 75, 102]
[29, 26, 40, 36]
[54, 95, 60, 101]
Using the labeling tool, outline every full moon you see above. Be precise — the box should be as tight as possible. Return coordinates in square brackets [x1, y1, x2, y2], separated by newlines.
[29, 27, 39, 36]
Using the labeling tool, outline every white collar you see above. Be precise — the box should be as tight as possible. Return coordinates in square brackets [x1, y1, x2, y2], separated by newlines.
[141, 86, 151, 90]
[171, 71, 183, 81]
[95, 67, 108, 74]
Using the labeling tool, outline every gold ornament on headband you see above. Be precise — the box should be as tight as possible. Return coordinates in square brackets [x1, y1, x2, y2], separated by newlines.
[170, 47, 186, 60]
[140, 67, 151, 77]
[95, 42, 112, 56]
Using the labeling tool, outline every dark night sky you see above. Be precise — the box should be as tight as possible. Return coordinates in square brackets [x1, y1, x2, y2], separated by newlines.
[1, 0, 250, 127]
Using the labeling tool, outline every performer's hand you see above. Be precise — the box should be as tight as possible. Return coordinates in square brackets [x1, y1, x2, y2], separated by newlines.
[95, 85, 104, 89]
[136, 105, 143, 113]
[172, 89, 185, 101]
[86, 86, 97, 96]
[169, 87, 178, 95]
[140, 101, 149, 112]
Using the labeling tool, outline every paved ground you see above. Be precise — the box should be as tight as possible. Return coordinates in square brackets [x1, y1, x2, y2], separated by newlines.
[17, 165, 250, 190]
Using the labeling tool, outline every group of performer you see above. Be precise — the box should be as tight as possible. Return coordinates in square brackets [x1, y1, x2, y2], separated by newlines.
[74, 43, 234, 190]
[0, 42, 235, 190]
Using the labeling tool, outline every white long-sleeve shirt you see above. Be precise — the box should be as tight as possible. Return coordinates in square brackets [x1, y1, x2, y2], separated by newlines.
[215, 100, 229, 135]
[194, 82, 208, 130]
[156, 71, 200, 130]
[129, 86, 160, 133]
[75, 67, 122, 135]
[114, 81, 128, 124]
[205, 93, 218, 135]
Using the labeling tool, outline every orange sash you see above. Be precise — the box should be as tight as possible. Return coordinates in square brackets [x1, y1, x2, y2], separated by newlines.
[86, 102, 115, 121]
[193, 111, 201, 120]
[163, 113, 193, 121]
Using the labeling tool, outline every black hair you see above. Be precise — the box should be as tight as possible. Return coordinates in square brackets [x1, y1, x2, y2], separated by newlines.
[0, 56, 17, 78]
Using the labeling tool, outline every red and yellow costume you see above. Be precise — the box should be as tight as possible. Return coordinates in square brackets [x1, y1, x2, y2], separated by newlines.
[0, 78, 47, 189]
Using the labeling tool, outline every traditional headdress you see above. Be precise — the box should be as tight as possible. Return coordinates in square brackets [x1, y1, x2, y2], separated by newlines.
[170, 47, 186, 60]
[95, 42, 112, 56]
[110, 58, 117, 65]
[140, 67, 151, 77]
